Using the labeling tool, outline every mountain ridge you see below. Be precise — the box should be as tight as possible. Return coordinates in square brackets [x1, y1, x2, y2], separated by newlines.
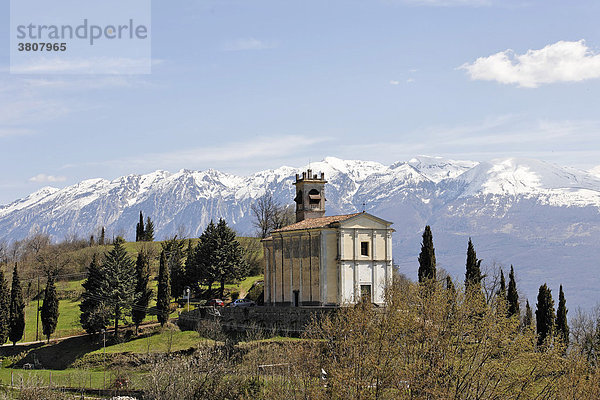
[2, 156, 600, 309]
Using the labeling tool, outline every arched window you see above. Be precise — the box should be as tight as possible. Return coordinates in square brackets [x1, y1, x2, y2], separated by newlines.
[308, 189, 321, 206]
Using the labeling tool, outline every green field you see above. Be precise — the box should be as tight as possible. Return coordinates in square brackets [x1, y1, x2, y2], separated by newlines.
[10, 237, 263, 344]
[88, 330, 211, 355]
[21, 297, 82, 343]
[0, 328, 219, 390]
[225, 274, 263, 298]
[0, 367, 105, 389]
[20, 279, 159, 343]
[16, 274, 262, 344]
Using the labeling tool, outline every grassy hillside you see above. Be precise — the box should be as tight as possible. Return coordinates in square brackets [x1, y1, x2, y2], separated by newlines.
[88, 330, 210, 355]
[50, 236, 262, 277]
[16, 274, 262, 344]
[5, 236, 263, 343]
[22, 297, 81, 343]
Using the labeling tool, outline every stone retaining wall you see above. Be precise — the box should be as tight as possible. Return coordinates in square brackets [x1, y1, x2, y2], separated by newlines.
[178, 306, 337, 335]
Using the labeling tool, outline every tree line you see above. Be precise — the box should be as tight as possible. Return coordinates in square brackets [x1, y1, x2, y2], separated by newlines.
[0, 211, 256, 341]
[136, 211, 155, 242]
[418, 224, 570, 348]
[144, 266, 600, 400]
[0, 263, 59, 345]
[79, 218, 247, 337]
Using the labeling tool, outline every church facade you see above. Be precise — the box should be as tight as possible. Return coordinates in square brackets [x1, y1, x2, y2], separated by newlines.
[262, 169, 394, 306]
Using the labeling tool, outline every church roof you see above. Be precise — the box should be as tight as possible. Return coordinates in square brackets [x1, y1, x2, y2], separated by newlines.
[270, 213, 362, 233]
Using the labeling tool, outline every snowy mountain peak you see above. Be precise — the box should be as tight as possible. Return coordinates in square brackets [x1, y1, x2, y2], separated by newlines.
[402, 155, 478, 183]
[452, 158, 600, 209]
[2, 155, 600, 242]
[308, 157, 388, 182]
[2, 156, 600, 310]
[0, 186, 59, 218]
[466, 158, 597, 190]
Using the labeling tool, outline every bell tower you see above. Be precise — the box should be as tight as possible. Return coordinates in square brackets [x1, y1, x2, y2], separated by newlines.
[293, 169, 327, 222]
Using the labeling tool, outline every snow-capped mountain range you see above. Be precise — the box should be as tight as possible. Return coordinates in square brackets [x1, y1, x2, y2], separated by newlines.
[3, 156, 600, 309]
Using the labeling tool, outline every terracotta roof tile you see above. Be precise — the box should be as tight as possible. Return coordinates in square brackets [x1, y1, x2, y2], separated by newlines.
[271, 213, 362, 233]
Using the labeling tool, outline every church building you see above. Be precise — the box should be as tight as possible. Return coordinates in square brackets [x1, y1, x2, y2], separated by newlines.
[262, 169, 394, 306]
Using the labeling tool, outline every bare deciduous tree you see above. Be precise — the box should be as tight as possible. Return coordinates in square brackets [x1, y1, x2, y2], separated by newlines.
[283, 279, 599, 400]
[571, 305, 600, 366]
[251, 192, 294, 238]
[35, 246, 72, 277]
[0, 240, 8, 265]
[481, 261, 505, 305]
[25, 233, 51, 256]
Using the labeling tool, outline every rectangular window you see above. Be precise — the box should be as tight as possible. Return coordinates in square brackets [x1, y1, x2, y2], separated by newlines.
[360, 285, 372, 303]
[360, 241, 369, 256]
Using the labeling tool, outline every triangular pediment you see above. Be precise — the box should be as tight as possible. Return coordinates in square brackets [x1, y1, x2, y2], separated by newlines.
[335, 212, 393, 230]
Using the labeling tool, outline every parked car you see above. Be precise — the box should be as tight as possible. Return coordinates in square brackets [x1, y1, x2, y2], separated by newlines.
[230, 298, 256, 308]
[206, 299, 224, 307]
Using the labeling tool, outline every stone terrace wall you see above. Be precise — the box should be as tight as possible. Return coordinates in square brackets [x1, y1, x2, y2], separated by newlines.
[178, 306, 337, 335]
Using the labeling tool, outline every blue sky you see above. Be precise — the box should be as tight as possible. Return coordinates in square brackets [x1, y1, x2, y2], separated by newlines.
[1, 0, 600, 204]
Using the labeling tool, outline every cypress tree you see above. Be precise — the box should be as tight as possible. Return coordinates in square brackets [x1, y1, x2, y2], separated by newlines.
[184, 239, 197, 293]
[497, 269, 506, 299]
[523, 300, 533, 329]
[41, 275, 59, 342]
[99, 227, 105, 246]
[417, 225, 436, 283]
[136, 211, 144, 242]
[507, 265, 520, 318]
[132, 250, 152, 334]
[156, 250, 170, 326]
[165, 237, 186, 300]
[144, 217, 154, 242]
[465, 238, 482, 291]
[535, 284, 555, 347]
[445, 276, 455, 292]
[445, 276, 457, 306]
[556, 285, 569, 345]
[80, 254, 110, 334]
[8, 264, 25, 346]
[494, 269, 507, 315]
[102, 240, 137, 337]
[0, 269, 10, 345]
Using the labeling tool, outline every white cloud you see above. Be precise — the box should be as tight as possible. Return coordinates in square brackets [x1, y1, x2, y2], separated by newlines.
[222, 38, 276, 51]
[390, 79, 415, 85]
[460, 40, 600, 88]
[29, 174, 67, 183]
